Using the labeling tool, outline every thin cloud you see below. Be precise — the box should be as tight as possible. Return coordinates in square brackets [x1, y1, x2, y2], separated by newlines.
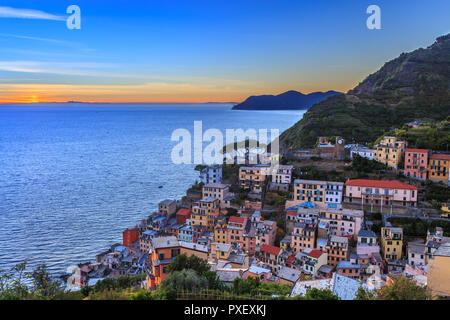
[0, 6, 65, 21]
[0, 33, 76, 46]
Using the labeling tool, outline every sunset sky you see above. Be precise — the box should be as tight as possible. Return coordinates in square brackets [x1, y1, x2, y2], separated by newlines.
[0, 0, 449, 103]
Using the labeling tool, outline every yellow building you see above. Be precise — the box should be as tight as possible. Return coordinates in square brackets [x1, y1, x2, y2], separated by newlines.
[210, 242, 232, 261]
[214, 217, 228, 243]
[380, 226, 403, 261]
[294, 179, 326, 206]
[190, 197, 219, 231]
[441, 203, 450, 218]
[374, 136, 407, 169]
[428, 154, 450, 184]
[239, 165, 270, 192]
[428, 243, 450, 298]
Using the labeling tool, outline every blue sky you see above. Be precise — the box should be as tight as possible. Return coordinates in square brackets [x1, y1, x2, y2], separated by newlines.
[0, 0, 449, 102]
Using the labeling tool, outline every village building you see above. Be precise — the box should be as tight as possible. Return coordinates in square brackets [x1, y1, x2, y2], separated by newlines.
[356, 229, 380, 256]
[277, 266, 302, 285]
[404, 148, 430, 180]
[176, 208, 191, 225]
[190, 197, 220, 231]
[373, 136, 407, 169]
[158, 199, 177, 217]
[318, 207, 363, 239]
[123, 227, 138, 247]
[149, 236, 180, 286]
[257, 244, 282, 273]
[202, 183, 232, 209]
[213, 216, 228, 244]
[290, 222, 317, 254]
[199, 164, 222, 184]
[272, 165, 294, 185]
[350, 145, 374, 160]
[227, 216, 248, 250]
[428, 242, 450, 298]
[326, 235, 349, 267]
[247, 265, 273, 282]
[344, 179, 418, 210]
[380, 226, 403, 261]
[290, 179, 344, 209]
[428, 153, 450, 184]
[239, 164, 270, 193]
[295, 248, 328, 277]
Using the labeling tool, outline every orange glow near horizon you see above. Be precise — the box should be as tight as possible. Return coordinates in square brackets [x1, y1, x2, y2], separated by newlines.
[0, 81, 353, 104]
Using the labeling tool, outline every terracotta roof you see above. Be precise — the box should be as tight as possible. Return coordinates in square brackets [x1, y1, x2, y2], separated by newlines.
[177, 208, 191, 216]
[261, 244, 281, 256]
[229, 216, 246, 224]
[286, 255, 296, 264]
[430, 154, 450, 160]
[405, 148, 429, 154]
[308, 249, 323, 258]
[345, 179, 418, 190]
[286, 211, 297, 217]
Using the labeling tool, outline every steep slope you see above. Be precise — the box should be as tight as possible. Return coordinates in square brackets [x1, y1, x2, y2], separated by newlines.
[279, 34, 450, 151]
[232, 90, 342, 110]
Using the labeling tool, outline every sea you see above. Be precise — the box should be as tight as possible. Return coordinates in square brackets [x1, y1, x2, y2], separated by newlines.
[0, 103, 304, 276]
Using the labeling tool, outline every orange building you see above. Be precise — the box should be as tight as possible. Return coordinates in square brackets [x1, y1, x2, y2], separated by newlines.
[326, 235, 349, 267]
[428, 154, 450, 184]
[290, 222, 316, 254]
[404, 148, 429, 180]
[123, 228, 138, 247]
[191, 197, 220, 231]
[150, 236, 180, 286]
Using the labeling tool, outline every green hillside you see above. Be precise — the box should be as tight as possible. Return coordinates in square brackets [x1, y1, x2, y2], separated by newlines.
[280, 34, 450, 151]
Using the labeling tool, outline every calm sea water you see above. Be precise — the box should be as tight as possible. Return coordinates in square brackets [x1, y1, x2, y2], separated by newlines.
[0, 103, 304, 276]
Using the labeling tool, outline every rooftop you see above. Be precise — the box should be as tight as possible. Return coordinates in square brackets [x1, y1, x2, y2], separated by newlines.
[345, 179, 418, 191]
[152, 236, 179, 249]
[159, 199, 176, 206]
[358, 229, 377, 238]
[260, 244, 281, 256]
[278, 266, 302, 282]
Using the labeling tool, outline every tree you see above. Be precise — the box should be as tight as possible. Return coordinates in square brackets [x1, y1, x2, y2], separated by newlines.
[378, 276, 429, 300]
[167, 254, 210, 275]
[303, 288, 339, 300]
[160, 269, 208, 298]
[354, 286, 377, 300]
[29, 264, 64, 299]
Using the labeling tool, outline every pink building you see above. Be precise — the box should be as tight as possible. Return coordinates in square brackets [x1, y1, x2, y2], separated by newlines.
[404, 149, 429, 180]
[227, 216, 247, 249]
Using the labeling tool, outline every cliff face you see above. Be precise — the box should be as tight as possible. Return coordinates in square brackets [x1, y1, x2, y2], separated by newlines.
[279, 34, 450, 151]
[232, 90, 342, 110]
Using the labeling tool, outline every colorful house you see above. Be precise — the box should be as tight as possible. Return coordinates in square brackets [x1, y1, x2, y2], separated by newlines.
[344, 179, 418, 208]
[326, 235, 349, 267]
[428, 153, 450, 184]
[239, 165, 270, 193]
[190, 197, 220, 231]
[150, 236, 180, 286]
[123, 227, 138, 247]
[227, 216, 248, 249]
[380, 227, 403, 261]
[158, 199, 177, 217]
[374, 136, 407, 169]
[202, 183, 232, 209]
[292, 179, 343, 208]
[295, 248, 328, 277]
[258, 244, 282, 273]
[176, 208, 191, 225]
[404, 148, 429, 180]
